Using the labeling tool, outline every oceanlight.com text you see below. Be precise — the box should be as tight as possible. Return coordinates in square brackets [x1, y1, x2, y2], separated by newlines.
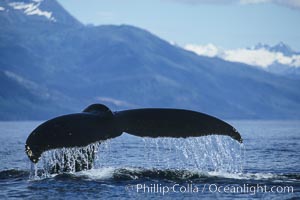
[125, 183, 294, 195]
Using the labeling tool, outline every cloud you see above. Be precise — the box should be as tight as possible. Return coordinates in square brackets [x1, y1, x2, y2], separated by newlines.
[184, 44, 300, 68]
[223, 48, 283, 68]
[165, 0, 300, 10]
[184, 44, 221, 57]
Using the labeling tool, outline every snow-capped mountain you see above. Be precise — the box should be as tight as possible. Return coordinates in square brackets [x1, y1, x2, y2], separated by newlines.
[1, 0, 300, 120]
[8, 0, 56, 21]
[0, 0, 81, 26]
[252, 42, 300, 77]
[253, 42, 300, 56]
[185, 42, 300, 78]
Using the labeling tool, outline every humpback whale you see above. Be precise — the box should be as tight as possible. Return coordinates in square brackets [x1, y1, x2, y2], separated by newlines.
[25, 104, 242, 171]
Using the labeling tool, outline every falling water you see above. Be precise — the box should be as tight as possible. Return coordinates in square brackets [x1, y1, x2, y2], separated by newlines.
[30, 135, 244, 179]
[95, 135, 244, 173]
[141, 136, 244, 173]
[30, 142, 101, 179]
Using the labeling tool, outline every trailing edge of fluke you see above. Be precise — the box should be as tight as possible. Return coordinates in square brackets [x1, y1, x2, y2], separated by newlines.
[25, 104, 242, 164]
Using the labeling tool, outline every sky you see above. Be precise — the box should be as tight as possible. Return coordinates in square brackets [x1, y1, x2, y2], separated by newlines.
[56, 0, 300, 51]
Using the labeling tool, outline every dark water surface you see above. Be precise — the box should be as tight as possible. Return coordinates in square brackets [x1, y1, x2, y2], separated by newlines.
[0, 121, 299, 199]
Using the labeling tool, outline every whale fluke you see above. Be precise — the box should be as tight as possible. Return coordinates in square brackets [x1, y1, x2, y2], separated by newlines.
[114, 108, 241, 141]
[25, 104, 242, 165]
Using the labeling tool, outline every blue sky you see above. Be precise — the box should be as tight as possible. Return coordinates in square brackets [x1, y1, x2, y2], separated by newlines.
[57, 0, 300, 51]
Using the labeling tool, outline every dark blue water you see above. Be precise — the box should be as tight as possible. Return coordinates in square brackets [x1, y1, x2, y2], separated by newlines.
[0, 121, 299, 199]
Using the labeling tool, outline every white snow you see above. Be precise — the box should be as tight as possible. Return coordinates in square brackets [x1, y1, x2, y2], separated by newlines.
[9, 1, 56, 21]
[185, 43, 221, 58]
[184, 44, 300, 68]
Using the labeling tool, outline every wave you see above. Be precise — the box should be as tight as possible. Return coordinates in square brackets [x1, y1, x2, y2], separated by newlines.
[1, 167, 299, 183]
[57, 167, 300, 183]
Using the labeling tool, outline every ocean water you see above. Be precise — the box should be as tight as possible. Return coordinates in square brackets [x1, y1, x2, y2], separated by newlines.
[0, 120, 299, 199]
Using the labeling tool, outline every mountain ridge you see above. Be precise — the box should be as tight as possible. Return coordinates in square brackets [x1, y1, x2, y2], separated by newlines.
[253, 42, 300, 56]
[1, 0, 300, 120]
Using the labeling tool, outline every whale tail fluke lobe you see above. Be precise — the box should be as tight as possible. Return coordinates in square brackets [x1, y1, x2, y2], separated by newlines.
[25, 104, 242, 170]
[115, 109, 242, 142]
